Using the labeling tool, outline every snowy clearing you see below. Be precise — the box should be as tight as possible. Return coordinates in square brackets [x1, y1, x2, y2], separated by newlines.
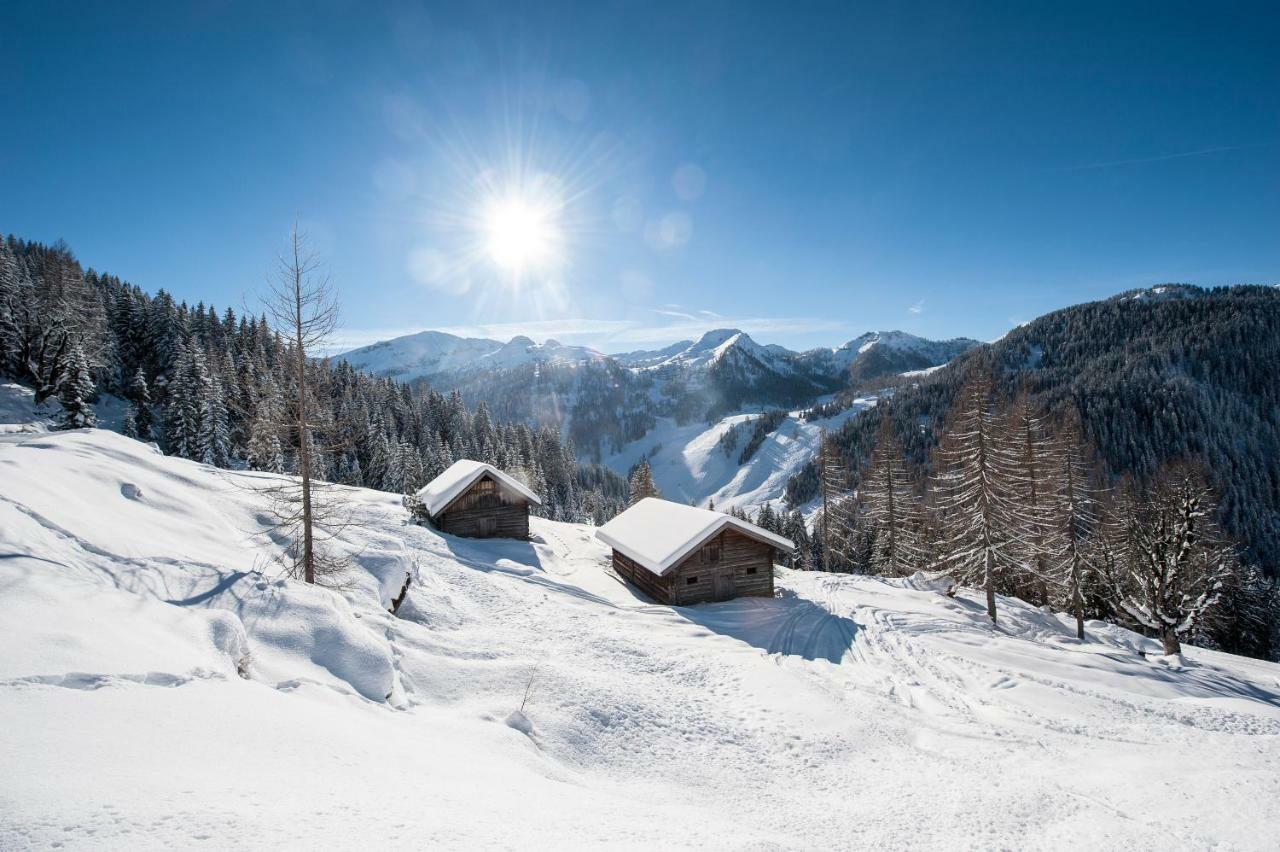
[1, 423, 1279, 849]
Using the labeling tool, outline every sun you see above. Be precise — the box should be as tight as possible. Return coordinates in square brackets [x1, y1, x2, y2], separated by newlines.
[483, 196, 560, 273]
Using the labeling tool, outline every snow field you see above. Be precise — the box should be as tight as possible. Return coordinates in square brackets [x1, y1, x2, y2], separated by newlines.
[1, 424, 1279, 849]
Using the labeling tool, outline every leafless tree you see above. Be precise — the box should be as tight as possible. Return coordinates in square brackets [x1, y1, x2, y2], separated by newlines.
[1047, 414, 1105, 639]
[930, 368, 1023, 624]
[818, 426, 858, 572]
[258, 223, 348, 585]
[859, 416, 924, 576]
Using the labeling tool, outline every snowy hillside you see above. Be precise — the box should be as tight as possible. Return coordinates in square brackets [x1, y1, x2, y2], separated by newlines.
[3, 419, 1280, 847]
[605, 397, 876, 514]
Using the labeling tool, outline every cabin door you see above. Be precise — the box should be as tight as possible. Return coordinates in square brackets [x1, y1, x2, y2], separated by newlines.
[712, 569, 736, 602]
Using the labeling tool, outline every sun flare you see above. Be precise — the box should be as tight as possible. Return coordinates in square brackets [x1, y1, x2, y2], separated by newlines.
[483, 196, 560, 273]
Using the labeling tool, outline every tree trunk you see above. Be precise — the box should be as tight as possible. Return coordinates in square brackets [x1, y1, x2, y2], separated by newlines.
[293, 254, 315, 585]
[1160, 627, 1181, 657]
[984, 549, 997, 624]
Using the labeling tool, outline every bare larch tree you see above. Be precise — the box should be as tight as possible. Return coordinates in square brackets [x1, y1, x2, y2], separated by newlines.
[261, 224, 342, 584]
[930, 368, 1022, 624]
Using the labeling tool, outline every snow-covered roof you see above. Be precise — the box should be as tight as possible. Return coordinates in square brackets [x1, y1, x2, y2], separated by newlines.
[416, 460, 542, 516]
[595, 498, 794, 576]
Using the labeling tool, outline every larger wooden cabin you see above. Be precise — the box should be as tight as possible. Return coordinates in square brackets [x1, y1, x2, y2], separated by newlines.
[595, 498, 794, 605]
[416, 460, 541, 539]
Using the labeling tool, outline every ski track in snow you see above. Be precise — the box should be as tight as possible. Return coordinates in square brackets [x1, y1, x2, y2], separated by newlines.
[1, 416, 1279, 848]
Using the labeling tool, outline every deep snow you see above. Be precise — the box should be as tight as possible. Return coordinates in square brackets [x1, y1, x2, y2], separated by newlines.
[2, 409, 1279, 848]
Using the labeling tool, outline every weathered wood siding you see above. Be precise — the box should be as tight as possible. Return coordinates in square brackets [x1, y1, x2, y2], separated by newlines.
[669, 529, 775, 604]
[611, 528, 777, 605]
[612, 550, 675, 602]
[432, 474, 531, 539]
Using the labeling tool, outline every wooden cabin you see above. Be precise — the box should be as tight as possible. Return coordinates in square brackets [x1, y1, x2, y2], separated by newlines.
[416, 460, 541, 539]
[595, 498, 794, 605]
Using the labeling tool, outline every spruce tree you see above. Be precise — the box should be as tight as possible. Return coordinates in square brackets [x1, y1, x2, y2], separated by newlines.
[627, 459, 660, 506]
[56, 343, 97, 430]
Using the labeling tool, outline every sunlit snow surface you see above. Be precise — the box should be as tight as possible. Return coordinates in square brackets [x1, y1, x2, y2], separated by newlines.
[604, 398, 874, 516]
[1, 391, 1279, 848]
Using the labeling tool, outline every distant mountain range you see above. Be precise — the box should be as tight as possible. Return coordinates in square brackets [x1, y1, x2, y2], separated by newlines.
[338, 326, 982, 389]
[337, 325, 983, 506]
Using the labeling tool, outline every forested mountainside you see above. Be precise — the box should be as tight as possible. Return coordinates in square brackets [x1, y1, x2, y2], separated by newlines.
[0, 235, 627, 521]
[792, 284, 1280, 576]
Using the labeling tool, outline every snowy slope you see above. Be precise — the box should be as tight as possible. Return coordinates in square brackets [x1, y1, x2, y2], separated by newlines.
[604, 398, 874, 514]
[3, 422, 1279, 848]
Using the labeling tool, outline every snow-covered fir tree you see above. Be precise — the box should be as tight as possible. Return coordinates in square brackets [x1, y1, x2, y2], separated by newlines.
[56, 342, 97, 430]
[627, 460, 660, 506]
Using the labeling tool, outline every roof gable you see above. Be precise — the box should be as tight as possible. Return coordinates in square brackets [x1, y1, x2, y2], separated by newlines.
[594, 498, 794, 576]
[416, 460, 542, 516]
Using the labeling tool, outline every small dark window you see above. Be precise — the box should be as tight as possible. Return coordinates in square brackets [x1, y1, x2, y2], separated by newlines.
[703, 542, 721, 563]
[746, 567, 757, 575]
[474, 479, 496, 494]
[687, 576, 698, 585]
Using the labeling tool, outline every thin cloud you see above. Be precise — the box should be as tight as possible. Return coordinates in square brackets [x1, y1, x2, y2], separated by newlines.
[652, 307, 699, 321]
[908, 299, 924, 315]
[1060, 141, 1277, 172]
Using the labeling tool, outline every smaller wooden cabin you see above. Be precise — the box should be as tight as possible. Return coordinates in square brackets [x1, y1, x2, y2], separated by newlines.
[595, 498, 794, 605]
[416, 460, 542, 539]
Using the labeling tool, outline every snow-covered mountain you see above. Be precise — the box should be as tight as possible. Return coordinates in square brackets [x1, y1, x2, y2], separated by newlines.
[619, 329, 797, 373]
[336, 325, 979, 514]
[339, 326, 976, 387]
[3, 414, 1279, 847]
[802, 330, 982, 385]
[339, 330, 604, 382]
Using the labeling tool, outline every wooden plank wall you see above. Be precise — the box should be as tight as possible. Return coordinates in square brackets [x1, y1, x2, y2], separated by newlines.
[669, 529, 775, 604]
[612, 551, 675, 603]
[610, 529, 777, 605]
[434, 476, 531, 539]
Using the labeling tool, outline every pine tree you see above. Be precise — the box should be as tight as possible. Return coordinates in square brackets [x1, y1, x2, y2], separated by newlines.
[197, 371, 232, 467]
[627, 459, 660, 505]
[125, 367, 153, 441]
[56, 343, 97, 430]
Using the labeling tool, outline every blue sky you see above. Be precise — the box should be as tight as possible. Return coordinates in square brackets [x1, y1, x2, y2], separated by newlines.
[2, 1, 1278, 353]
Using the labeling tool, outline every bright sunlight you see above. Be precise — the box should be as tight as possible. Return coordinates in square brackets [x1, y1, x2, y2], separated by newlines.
[483, 195, 561, 273]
